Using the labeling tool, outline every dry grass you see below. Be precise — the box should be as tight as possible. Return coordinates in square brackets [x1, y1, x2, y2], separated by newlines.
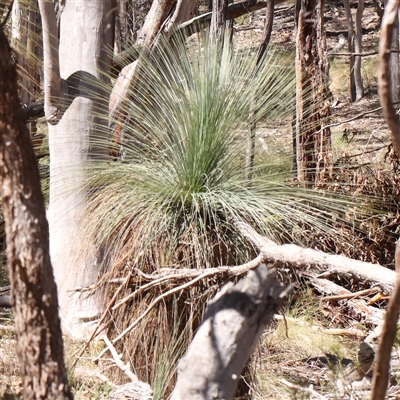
[253, 291, 361, 399]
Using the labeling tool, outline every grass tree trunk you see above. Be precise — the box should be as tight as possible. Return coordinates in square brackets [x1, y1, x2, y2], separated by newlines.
[39, 0, 114, 337]
[0, 24, 72, 400]
[295, 0, 332, 185]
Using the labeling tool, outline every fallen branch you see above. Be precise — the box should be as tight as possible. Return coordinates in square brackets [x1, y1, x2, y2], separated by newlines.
[112, 255, 263, 344]
[273, 315, 366, 337]
[309, 275, 384, 326]
[0, 324, 14, 331]
[321, 287, 379, 301]
[102, 335, 138, 383]
[315, 106, 383, 135]
[280, 378, 328, 399]
[171, 265, 292, 400]
[0, 284, 11, 307]
[238, 222, 396, 294]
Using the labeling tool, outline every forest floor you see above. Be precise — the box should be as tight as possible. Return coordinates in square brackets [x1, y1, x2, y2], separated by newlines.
[1, 2, 399, 400]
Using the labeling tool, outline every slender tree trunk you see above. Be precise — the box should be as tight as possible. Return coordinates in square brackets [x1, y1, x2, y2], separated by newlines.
[0, 24, 72, 400]
[12, 0, 29, 105]
[354, 0, 365, 101]
[245, 0, 275, 181]
[343, 0, 356, 101]
[211, 0, 228, 39]
[295, 0, 332, 185]
[115, 0, 128, 54]
[390, 11, 399, 104]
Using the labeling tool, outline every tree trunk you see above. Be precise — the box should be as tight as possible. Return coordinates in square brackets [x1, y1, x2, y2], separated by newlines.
[11, 0, 42, 102]
[245, 0, 275, 181]
[343, 0, 356, 101]
[211, 0, 228, 39]
[0, 24, 72, 400]
[39, 0, 115, 337]
[389, 10, 399, 104]
[136, 0, 176, 48]
[354, 0, 365, 101]
[164, 0, 199, 36]
[295, 0, 332, 185]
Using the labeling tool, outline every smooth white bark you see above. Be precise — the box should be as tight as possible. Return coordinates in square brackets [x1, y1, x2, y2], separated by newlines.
[45, 0, 114, 337]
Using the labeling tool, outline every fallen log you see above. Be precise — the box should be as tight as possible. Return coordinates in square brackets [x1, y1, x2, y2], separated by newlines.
[171, 264, 292, 400]
[238, 222, 396, 294]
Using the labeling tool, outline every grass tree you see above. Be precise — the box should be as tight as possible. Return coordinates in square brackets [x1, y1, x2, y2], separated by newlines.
[78, 33, 361, 392]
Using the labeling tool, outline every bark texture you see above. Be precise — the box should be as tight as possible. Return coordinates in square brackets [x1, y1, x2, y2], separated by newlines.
[211, 0, 228, 39]
[0, 26, 72, 400]
[354, 0, 365, 101]
[171, 265, 291, 400]
[39, 0, 114, 337]
[295, 0, 332, 184]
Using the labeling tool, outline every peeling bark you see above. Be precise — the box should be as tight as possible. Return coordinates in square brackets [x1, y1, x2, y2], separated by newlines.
[295, 0, 332, 185]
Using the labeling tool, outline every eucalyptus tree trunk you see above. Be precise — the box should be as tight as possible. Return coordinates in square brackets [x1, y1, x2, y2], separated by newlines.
[354, 0, 365, 101]
[343, 0, 356, 101]
[344, 0, 365, 101]
[295, 0, 332, 185]
[12, 0, 42, 136]
[389, 8, 399, 104]
[245, 0, 275, 181]
[0, 24, 72, 400]
[211, 0, 228, 39]
[39, 0, 114, 337]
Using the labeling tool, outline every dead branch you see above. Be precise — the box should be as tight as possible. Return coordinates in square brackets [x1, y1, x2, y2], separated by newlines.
[321, 287, 379, 301]
[112, 254, 264, 311]
[0, 284, 11, 307]
[273, 315, 366, 337]
[0, 325, 14, 331]
[315, 106, 383, 135]
[309, 275, 384, 325]
[370, 264, 400, 399]
[238, 222, 396, 294]
[170, 265, 292, 400]
[102, 335, 139, 382]
[280, 378, 328, 399]
[71, 270, 133, 368]
[370, 2, 400, 396]
[112, 256, 263, 344]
